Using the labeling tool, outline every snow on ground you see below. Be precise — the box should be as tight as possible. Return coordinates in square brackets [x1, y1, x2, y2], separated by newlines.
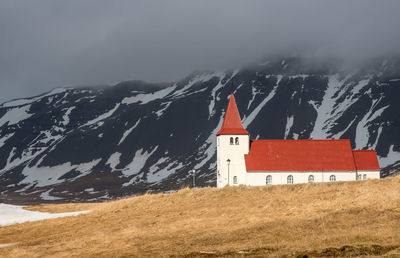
[122, 85, 176, 105]
[122, 147, 158, 177]
[0, 203, 89, 226]
[0, 105, 33, 128]
[118, 119, 141, 145]
[80, 103, 120, 128]
[0, 243, 16, 248]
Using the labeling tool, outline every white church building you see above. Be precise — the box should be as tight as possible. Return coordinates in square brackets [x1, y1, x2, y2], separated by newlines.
[216, 94, 381, 187]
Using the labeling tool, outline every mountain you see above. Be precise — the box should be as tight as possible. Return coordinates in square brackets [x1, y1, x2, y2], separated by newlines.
[1, 56, 400, 203]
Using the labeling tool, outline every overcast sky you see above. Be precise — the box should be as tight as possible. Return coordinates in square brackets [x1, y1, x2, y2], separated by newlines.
[1, 0, 400, 103]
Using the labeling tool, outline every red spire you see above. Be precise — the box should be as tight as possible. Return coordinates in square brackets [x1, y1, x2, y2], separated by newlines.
[217, 94, 249, 136]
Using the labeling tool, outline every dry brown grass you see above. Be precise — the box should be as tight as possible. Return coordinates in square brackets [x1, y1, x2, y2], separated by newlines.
[1, 176, 400, 257]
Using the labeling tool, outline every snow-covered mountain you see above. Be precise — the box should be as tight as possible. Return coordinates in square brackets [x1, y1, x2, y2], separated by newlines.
[1, 56, 399, 203]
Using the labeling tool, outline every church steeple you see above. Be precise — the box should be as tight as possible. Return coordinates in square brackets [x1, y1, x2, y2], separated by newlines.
[216, 94, 249, 136]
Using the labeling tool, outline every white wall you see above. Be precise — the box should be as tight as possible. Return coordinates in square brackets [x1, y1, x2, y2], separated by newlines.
[216, 134, 249, 187]
[246, 171, 357, 186]
[356, 170, 381, 180]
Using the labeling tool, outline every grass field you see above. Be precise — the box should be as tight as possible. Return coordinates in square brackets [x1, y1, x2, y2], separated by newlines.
[1, 176, 400, 257]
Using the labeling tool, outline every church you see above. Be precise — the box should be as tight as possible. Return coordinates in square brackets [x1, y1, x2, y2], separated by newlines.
[216, 94, 381, 187]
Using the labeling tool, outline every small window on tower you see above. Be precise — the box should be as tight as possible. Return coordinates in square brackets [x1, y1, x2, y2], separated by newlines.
[233, 176, 238, 184]
[230, 137, 234, 145]
[235, 137, 239, 145]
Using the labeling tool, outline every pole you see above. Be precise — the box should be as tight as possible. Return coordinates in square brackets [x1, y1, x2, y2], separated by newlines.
[227, 159, 231, 186]
[192, 169, 196, 188]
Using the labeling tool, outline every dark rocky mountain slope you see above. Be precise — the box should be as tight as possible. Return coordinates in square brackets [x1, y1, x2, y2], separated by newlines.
[1, 57, 399, 203]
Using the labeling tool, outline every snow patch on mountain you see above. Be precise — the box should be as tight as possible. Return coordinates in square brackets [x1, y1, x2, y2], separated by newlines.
[106, 152, 122, 170]
[147, 162, 184, 184]
[310, 75, 342, 139]
[379, 145, 400, 167]
[62, 106, 76, 126]
[118, 119, 141, 145]
[40, 189, 64, 201]
[80, 103, 120, 128]
[285, 115, 294, 139]
[0, 105, 33, 127]
[0, 133, 15, 148]
[1, 88, 67, 108]
[19, 159, 101, 188]
[122, 85, 176, 105]
[242, 76, 281, 128]
[122, 147, 158, 177]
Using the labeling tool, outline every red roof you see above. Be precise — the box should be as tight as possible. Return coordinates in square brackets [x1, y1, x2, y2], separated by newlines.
[244, 139, 358, 172]
[353, 150, 380, 171]
[216, 94, 249, 136]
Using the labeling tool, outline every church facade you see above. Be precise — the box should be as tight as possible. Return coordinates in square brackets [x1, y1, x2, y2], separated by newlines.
[216, 94, 380, 187]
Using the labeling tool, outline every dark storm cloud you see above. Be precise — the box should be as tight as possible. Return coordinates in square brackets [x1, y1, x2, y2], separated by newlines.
[1, 0, 400, 102]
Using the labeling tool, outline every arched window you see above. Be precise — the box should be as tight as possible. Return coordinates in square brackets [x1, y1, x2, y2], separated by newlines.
[308, 175, 314, 183]
[266, 175, 272, 185]
[357, 174, 361, 180]
[235, 137, 239, 145]
[363, 174, 367, 180]
[233, 176, 238, 184]
[329, 175, 336, 182]
[287, 175, 293, 184]
[230, 137, 234, 145]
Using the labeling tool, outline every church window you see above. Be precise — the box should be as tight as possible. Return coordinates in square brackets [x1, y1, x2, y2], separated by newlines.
[363, 174, 367, 180]
[235, 137, 239, 145]
[233, 176, 238, 184]
[266, 175, 272, 185]
[329, 175, 336, 182]
[287, 175, 293, 184]
[230, 137, 234, 145]
[308, 175, 314, 183]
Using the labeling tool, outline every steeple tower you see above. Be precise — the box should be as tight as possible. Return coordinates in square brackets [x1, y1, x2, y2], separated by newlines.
[216, 94, 249, 187]
[217, 94, 249, 136]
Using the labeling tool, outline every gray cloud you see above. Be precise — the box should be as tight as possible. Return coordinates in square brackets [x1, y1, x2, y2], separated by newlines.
[1, 0, 400, 102]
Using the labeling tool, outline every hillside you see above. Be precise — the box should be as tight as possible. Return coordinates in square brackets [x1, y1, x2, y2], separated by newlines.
[1, 56, 400, 203]
[1, 176, 400, 257]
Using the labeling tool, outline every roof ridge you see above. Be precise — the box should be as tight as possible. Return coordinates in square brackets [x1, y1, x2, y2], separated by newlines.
[251, 139, 350, 141]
